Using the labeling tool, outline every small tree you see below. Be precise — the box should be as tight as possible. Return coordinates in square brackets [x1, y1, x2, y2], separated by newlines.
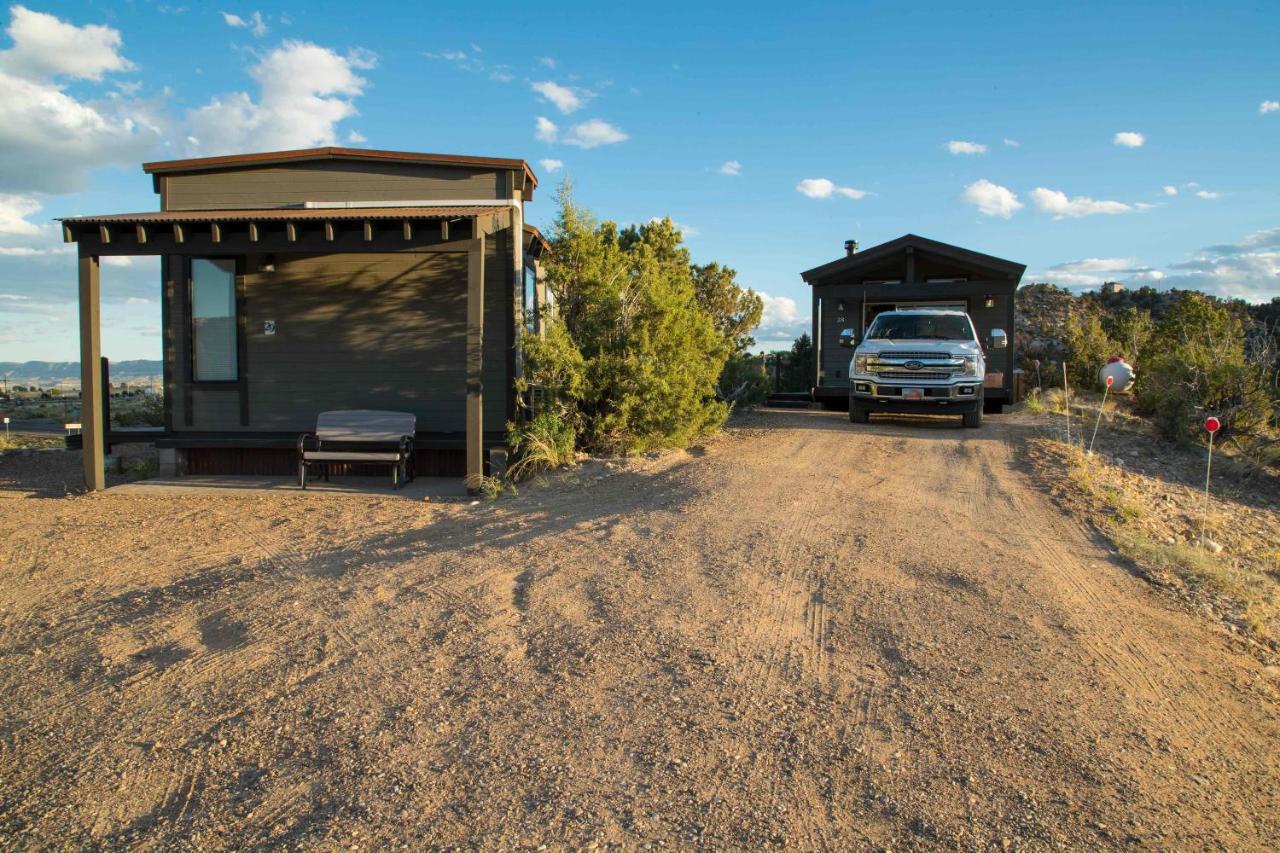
[1064, 308, 1118, 389]
[781, 333, 814, 392]
[530, 184, 739, 455]
[1136, 293, 1272, 445]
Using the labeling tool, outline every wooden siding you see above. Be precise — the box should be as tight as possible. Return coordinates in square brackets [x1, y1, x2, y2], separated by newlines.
[166, 244, 512, 434]
[163, 161, 509, 211]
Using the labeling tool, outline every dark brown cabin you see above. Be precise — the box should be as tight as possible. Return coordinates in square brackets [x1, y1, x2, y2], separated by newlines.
[60, 147, 551, 490]
[800, 234, 1026, 411]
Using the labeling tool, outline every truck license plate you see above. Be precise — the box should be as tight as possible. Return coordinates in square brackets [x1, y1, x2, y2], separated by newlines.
[901, 388, 924, 400]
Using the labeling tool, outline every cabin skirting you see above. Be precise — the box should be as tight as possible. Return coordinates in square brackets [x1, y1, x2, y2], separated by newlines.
[185, 447, 468, 478]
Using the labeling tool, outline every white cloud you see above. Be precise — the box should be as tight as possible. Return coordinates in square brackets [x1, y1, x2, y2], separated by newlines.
[221, 11, 267, 37]
[754, 292, 807, 342]
[796, 178, 868, 200]
[1164, 227, 1280, 301]
[946, 140, 987, 155]
[540, 57, 556, 69]
[1036, 228, 1280, 302]
[1260, 100, 1279, 115]
[961, 179, 1021, 219]
[101, 255, 133, 267]
[346, 129, 366, 143]
[186, 40, 374, 155]
[0, 5, 133, 81]
[718, 160, 742, 176]
[1113, 131, 1145, 148]
[534, 115, 558, 143]
[1036, 258, 1165, 289]
[1029, 187, 1133, 218]
[489, 67, 513, 83]
[0, 7, 160, 193]
[1162, 185, 1178, 196]
[1195, 190, 1222, 199]
[1003, 138, 1020, 148]
[531, 80, 590, 114]
[538, 158, 563, 173]
[562, 118, 627, 148]
[0, 194, 42, 236]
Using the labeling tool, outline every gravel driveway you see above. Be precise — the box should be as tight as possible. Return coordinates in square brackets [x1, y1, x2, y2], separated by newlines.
[1, 408, 1277, 848]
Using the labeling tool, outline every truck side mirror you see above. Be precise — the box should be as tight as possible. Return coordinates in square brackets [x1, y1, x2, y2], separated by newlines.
[838, 328, 857, 348]
[988, 328, 1008, 350]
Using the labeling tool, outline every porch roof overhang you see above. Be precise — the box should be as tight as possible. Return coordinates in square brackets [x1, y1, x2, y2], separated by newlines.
[59, 205, 513, 257]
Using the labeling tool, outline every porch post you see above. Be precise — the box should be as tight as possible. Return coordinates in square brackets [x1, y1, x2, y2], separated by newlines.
[78, 254, 105, 491]
[466, 234, 486, 486]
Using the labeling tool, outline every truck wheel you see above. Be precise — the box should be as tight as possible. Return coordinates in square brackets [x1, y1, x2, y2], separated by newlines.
[850, 403, 870, 424]
[962, 408, 982, 428]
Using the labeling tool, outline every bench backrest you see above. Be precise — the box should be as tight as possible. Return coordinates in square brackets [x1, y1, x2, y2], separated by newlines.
[315, 410, 416, 443]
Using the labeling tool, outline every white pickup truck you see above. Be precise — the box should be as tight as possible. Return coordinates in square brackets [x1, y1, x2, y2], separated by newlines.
[840, 308, 1007, 428]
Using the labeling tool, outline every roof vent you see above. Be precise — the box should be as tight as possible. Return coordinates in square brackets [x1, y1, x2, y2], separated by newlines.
[845, 239, 859, 257]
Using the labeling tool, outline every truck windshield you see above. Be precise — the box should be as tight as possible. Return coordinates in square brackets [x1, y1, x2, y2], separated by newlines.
[866, 314, 974, 341]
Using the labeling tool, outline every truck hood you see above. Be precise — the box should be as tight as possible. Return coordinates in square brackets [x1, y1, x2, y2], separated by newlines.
[858, 339, 981, 356]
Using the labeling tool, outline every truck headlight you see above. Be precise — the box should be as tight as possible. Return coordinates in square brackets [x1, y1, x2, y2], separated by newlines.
[854, 354, 870, 374]
[961, 356, 979, 376]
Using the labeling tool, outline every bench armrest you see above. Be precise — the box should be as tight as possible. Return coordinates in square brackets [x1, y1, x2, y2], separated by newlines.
[297, 432, 317, 455]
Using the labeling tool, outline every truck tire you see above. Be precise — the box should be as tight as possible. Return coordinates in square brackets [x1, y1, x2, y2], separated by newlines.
[962, 407, 983, 428]
[850, 402, 870, 424]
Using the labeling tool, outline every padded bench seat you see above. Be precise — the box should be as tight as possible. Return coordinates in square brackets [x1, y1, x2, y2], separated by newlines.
[297, 410, 416, 489]
[302, 451, 403, 462]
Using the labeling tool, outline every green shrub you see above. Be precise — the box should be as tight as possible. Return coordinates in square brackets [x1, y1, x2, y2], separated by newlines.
[530, 184, 740, 455]
[1135, 293, 1272, 445]
[1064, 308, 1118, 390]
[717, 352, 770, 406]
[508, 411, 577, 481]
[113, 395, 164, 427]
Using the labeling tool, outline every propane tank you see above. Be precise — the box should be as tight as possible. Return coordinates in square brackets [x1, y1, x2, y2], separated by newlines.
[1099, 356, 1135, 393]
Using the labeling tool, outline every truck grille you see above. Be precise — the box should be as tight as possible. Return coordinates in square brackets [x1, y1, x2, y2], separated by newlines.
[876, 351, 953, 360]
[876, 370, 953, 381]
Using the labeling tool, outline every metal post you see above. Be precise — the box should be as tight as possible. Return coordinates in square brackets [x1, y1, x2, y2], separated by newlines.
[1201, 430, 1214, 545]
[1062, 362, 1071, 445]
[1087, 378, 1111, 455]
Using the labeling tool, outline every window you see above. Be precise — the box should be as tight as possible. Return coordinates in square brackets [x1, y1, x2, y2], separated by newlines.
[191, 258, 238, 381]
[866, 313, 975, 342]
[523, 265, 538, 333]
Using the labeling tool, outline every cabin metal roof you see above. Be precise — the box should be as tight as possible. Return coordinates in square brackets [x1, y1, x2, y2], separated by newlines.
[141, 146, 538, 189]
[801, 233, 1026, 283]
[59, 206, 506, 226]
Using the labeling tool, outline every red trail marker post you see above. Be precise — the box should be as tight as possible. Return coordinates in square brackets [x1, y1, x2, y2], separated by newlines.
[1201, 416, 1220, 547]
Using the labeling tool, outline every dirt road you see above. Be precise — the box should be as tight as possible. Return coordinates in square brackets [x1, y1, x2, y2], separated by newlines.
[2, 409, 1278, 848]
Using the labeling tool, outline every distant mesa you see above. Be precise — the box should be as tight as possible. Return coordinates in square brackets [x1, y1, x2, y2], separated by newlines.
[0, 360, 162, 387]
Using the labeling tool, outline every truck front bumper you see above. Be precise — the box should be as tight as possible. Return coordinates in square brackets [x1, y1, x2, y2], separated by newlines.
[850, 380, 982, 412]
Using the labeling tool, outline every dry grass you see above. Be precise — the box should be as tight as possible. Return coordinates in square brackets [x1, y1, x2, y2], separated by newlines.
[0, 433, 63, 452]
[1058, 441, 1280, 644]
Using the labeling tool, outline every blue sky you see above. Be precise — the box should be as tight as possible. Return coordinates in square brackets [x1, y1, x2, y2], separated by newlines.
[0, 0, 1277, 361]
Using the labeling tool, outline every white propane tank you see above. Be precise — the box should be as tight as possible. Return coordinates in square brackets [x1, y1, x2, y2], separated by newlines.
[1099, 357, 1135, 393]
